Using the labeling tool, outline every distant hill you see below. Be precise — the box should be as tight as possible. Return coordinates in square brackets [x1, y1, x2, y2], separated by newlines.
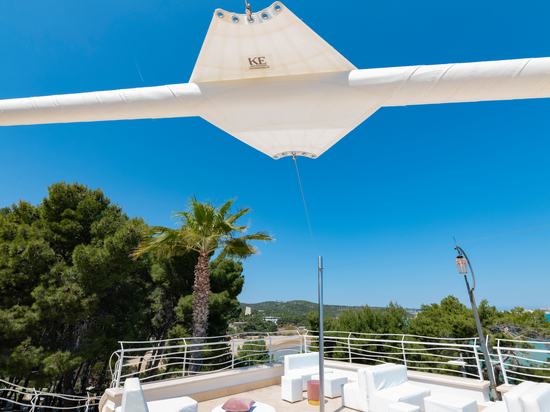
[239, 300, 419, 318]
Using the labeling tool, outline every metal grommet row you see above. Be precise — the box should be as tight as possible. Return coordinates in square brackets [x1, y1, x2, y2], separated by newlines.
[232, 15, 239, 23]
[261, 12, 269, 20]
[274, 3, 282, 11]
[217, 11, 224, 18]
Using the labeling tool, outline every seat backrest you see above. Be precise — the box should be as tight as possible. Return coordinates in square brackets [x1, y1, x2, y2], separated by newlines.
[366, 364, 407, 394]
[520, 383, 550, 412]
[504, 381, 538, 412]
[121, 378, 149, 412]
[284, 353, 318, 373]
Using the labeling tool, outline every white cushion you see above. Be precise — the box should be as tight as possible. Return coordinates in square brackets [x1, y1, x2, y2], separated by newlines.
[284, 353, 319, 372]
[424, 394, 477, 412]
[388, 402, 421, 412]
[342, 381, 369, 412]
[341, 364, 395, 412]
[504, 381, 538, 412]
[481, 401, 508, 412]
[367, 365, 408, 393]
[375, 383, 430, 412]
[120, 378, 149, 412]
[282, 375, 303, 403]
[520, 383, 550, 412]
[147, 397, 198, 412]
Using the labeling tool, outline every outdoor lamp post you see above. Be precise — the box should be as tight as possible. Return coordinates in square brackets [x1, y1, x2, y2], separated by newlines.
[454, 245, 499, 400]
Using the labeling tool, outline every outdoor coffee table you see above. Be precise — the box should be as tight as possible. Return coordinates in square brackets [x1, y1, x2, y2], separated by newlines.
[311, 374, 348, 398]
[212, 402, 276, 412]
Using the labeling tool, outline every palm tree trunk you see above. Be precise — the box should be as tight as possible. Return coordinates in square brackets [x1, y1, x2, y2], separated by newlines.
[189, 252, 211, 373]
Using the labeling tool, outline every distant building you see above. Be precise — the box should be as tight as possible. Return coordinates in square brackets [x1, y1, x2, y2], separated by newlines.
[263, 317, 279, 324]
[245, 307, 251, 316]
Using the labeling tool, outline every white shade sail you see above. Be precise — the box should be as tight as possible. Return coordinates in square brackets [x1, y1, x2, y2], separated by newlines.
[1, 2, 550, 159]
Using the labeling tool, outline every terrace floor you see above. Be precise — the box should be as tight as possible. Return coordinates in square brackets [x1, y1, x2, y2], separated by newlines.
[197, 384, 351, 412]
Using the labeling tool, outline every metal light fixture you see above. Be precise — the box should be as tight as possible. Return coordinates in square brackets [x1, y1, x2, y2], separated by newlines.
[455, 254, 468, 274]
[453, 243, 499, 400]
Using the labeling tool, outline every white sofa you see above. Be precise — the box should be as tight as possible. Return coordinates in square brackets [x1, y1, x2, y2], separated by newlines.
[284, 352, 334, 390]
[520, 383, 550, 412]
[342, 364, 396, 412]
[113, 378, 198, 412]
[367, 364, 430, 412]
[469, 381, 550, 412]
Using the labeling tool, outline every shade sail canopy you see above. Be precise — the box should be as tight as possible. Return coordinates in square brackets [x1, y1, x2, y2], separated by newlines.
[1, 2, 550, 159]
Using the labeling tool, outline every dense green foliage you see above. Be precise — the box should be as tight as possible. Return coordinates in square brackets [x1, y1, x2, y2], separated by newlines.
[0, 183, 249, 397]
[0, 183, 150, 394]
[239, 300, 387, 318]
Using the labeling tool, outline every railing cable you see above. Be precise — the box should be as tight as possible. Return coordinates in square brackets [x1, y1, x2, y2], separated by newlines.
[326, 223, 550, 269]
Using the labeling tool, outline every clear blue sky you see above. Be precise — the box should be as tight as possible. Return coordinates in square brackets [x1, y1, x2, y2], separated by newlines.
[1, 0, 549, 311]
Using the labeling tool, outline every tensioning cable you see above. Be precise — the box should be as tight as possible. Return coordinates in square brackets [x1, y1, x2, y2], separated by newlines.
[325, 223, 550, 269]
[293, 155, 318, 257]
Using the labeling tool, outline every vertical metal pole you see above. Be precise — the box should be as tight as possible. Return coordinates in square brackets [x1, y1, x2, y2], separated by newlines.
[401, 335, 407, 367]
[231, 339, 234, 370]
[183, 342, 188, 376]
[473, 338, 483, 381]
[467, 276, 498, 400]
[115, 350, 124, 388]
[318, 256, 325, 412]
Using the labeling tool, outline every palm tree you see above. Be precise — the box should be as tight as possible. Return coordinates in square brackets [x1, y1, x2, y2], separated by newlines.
[131, 196, 273, 371]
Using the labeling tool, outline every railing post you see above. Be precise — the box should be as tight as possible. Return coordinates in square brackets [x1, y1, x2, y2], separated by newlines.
[401, 335, 407, 367]
[85, 391, 91, 412]
[31, 388, 38, 412]
[348, 333, 352, 363]
[183, 342, 188, 377]
[231, 339, 235, 369]
[115, 350, 124, 388]
[473, 339, 484, 381]
[496, 340, 508, 385]
[268, 333, 273, 362]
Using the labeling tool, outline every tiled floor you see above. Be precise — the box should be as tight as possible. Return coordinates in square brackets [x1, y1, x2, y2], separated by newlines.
[197, 384, 352, 412]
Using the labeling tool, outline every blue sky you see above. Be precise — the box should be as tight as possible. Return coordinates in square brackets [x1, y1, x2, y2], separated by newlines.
[1, 0, 549, 311]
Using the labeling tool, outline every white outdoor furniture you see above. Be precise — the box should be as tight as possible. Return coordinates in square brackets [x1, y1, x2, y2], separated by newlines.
[388, 402, 421, 412]
[341, 363, 396, 412]
[282, 375, 303, 403]
[283, 353, 334, 390]
[312, 373, 348, 398]
[503, 381, 538, 412]
[519, 382, 550, 412]
[367, 364, 430, 412]
[114, 378, 198, 412]
[424, 394, 477, 412]
[211, 402, 275, 412]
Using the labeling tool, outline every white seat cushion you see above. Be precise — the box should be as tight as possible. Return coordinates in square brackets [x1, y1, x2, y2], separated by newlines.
[520, 383, 550, 412]
[282, 375, 303, 403]
[424, 394, 477, 412]
[120, 378, 149, 412]
[147, 397, 198, 412]
[341, 364, 396, 412]
[503, 381, 538, 412]
[388, 402, 421, 412]
[375, 383, 430, 412]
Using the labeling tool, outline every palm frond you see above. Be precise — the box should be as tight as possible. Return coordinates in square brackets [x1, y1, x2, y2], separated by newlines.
[135, 197, 274, 261]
